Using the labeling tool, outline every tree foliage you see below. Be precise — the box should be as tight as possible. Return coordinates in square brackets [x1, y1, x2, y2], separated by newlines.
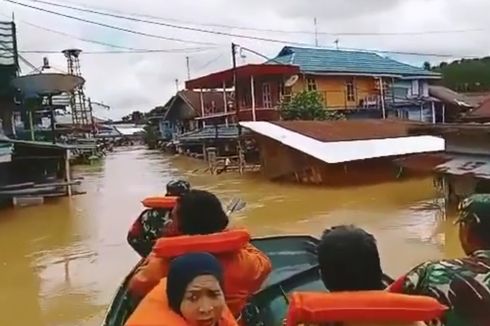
[279, 90, 345, 121]
[433, 57, 490, 92]
[143, 123, 159, 149]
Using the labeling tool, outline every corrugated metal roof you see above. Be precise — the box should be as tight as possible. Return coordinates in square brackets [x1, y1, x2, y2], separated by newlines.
[273, 120, 424, 142]
[0, 143, 12, 162]
[269, 46, 440, 78]
[114, 125, 144, 136]
[178, 124, 249, 142]
[240, 121, 445, 164]
[435, 155, 490, 179]
[0, 21, 16, 66]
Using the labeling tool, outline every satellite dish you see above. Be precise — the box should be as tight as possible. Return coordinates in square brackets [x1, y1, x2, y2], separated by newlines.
[285, 75, 299, 87]
[11, 73, 85, 98]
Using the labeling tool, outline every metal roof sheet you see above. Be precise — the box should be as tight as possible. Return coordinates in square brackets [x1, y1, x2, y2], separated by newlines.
[269, 46, 440, 78]
[435, 155, 490, 179]
[240, 121, 445, 164]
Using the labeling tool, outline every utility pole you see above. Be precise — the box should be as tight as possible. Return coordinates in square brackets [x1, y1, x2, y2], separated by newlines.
[186, 56, 191, 80]
[232, 43, 239, 117]
[314, 17, 318, 47]
[231, 42, 241, 136]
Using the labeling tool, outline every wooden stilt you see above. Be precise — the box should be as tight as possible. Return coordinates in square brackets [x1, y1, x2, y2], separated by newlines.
[65, 149, 72, 197]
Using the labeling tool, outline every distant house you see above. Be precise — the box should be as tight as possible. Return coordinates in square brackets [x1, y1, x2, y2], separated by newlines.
[154, 90, 233, 140]
[239, 120, 444, 185]
[186, 46, 442, 123]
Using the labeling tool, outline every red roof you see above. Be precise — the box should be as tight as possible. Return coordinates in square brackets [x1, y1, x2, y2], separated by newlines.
[185, 64, 300, 89]
[465, 97, 490, 122]
[272, 119, 425, 142]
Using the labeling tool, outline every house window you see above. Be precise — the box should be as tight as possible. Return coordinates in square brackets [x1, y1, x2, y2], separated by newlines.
[278, 81, 285, 99]
[262, 83, 272, 108]
[411, 80, 420, 97]
[346, 78, 355, 102]
[306, 78, 317, 91]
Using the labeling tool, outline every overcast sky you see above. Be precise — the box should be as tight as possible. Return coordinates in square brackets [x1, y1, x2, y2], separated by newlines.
[1, 0, 489, 119]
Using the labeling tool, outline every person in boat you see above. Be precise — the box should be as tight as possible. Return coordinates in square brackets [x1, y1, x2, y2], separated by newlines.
[389, 193, 490, 326]
[128, 189, 272, 318]
[126, 252, 238, 326]
[317, 225, 384, 291]
[127, 179, 190, 257]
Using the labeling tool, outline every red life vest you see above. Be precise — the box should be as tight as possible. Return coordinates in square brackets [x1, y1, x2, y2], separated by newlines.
[286, 291, 447, 326]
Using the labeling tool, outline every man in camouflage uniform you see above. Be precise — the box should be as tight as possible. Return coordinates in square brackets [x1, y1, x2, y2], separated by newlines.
[389, 193, 490, 326]
[127, 180, 190, 257]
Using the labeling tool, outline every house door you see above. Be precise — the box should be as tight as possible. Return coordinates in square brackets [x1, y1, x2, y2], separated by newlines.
[262, 83, 272, 108]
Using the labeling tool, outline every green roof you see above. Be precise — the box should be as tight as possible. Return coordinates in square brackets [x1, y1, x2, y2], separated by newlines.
[269, 46, 440, 78]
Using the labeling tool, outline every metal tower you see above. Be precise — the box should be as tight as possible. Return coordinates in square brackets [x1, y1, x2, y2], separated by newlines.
[62, 49, 93, 131]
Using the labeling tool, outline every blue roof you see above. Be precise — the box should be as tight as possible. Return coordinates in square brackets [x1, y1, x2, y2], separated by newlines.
[178, 124, 249, 143]
[270, 46, 440, 78]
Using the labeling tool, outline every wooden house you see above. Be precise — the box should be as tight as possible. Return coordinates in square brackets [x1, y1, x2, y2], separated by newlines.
[186, 46, 442, 122]
[239, 120, 444, 185]
[154, 90, 233, 140]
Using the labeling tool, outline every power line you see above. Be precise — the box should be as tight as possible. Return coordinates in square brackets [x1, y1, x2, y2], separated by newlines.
[15, 0, 310, 46]
[0, 11, 217, 55]
[19, 48, 215, 54]
[3, 0, 219, 46]
[8, 0, 478, 58]
[33, 0, 485, 37]
[4, 0, 480, 58]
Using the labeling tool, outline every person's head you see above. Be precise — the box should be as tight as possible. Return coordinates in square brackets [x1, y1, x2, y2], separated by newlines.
[166, 180, 191, 197]
[457, 194, 490, 255]
[166, 252, 226, 326]
[175, 190, 229, 235]
[317, 225, 383, 292]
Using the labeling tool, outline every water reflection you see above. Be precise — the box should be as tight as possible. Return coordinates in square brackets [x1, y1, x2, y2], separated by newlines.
[0, 147, 462, 325]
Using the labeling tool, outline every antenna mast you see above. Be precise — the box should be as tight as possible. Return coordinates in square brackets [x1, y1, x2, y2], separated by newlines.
[314, 17, 319, 46]
[62, 48, 94, 134]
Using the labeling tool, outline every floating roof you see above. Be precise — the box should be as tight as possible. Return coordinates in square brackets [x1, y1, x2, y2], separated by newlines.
[240, 121, 445, 164]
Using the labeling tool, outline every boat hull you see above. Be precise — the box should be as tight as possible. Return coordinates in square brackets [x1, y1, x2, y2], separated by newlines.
[102, 234, 392, 326]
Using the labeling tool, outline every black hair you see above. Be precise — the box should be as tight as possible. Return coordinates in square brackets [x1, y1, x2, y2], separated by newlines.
[468, 220, 490, 248]
[317, 225, 383, 292]
[176, 190, 229, 235]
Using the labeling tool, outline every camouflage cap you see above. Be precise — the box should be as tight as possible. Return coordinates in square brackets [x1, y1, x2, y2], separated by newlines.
[456, 194, 490, 225]
[166, 180, 191, 196]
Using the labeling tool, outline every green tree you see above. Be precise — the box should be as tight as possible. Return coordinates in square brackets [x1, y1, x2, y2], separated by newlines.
[143, 123, 159, 149]
[279, 90, 345, 121]
[423, 61, 431, 70]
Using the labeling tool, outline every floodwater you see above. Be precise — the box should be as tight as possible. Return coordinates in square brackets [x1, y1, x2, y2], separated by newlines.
[0, 147, 464, 326]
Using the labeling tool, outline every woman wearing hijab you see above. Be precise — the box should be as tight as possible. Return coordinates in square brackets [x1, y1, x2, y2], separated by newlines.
[126, 252, 238, 326]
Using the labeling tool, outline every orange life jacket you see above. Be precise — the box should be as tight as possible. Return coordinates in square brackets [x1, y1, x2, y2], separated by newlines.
[128, 229, 271, 317]
[152, 228, 251, 258]
[125, 278, 238, 326]
[285, 291, 448, 326]
[141, 196, 178, 209]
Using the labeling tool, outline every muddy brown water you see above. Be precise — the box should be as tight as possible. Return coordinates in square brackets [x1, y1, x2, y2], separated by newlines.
[0, 147, 463, 326]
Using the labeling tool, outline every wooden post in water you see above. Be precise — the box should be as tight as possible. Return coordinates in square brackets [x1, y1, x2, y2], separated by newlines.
[238, 146, 245, 175]
[206, 147, 217, 174]
[65, 149, 72, 197]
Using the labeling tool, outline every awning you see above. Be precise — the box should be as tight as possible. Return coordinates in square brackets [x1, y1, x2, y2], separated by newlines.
[185, 64, 300, 89]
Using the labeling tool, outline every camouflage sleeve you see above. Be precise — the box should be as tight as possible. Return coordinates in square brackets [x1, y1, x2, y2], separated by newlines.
[389, 261, 433, 294]
[400, 261, 433, 294]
